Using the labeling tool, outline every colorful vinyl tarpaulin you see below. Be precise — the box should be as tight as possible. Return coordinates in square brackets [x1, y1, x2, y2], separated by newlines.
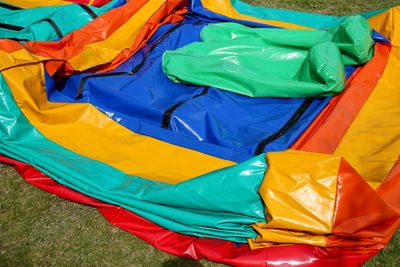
[0, 0, 399, 266]
[0, 0, 124, 41]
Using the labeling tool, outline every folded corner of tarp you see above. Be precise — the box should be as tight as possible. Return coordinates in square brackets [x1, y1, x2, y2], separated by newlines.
[249, 150, 400, 250]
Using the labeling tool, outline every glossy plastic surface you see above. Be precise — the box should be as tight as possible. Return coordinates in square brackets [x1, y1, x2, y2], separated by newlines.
[49, 21, 330, 162]
[0, 1, 399, 266]
[163, 16, 373, 98]
[0, 0, 124, 41]
[0, 154, 380, 267]
[0, 69, 256, 242]
[251, 151, 400, 250]
[1, 0, 71, 7]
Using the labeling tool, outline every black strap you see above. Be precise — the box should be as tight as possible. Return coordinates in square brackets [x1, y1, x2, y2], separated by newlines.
[78, 4, 97, 20]
[0, 2, 23, 10]
[127, 22, 184, 75]
[75, 72, 129, 100]
[7, 37, 29, 42]
[0, 22, 24, 31]
[254, 98, 314, 155]
[38, 18, 63, 40]
[161, 87, 209, 129]
[0, 19, 63, 40]
[75, 22, 185, 100]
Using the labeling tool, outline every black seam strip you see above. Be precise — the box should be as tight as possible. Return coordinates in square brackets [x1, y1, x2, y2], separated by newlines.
[161, 87, 209, 129]
[7, 37, 29, 42]
[0, 2, 23, 10]
[254, 98, 314, 155]
[39, 18, 63, 40]
[75, 22, 185, 100]
[74, 71, 128, 99]
[0, 19, 62, 40]
[0, 22, 24, 31]
[78, 4, 97, 20]
[127, 22, 184, 75]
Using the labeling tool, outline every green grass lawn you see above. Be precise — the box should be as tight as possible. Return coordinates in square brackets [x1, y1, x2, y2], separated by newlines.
[1, 0, 399, 266]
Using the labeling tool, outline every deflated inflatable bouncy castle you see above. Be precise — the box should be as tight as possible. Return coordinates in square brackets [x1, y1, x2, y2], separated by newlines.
[0, 0, 399, 266]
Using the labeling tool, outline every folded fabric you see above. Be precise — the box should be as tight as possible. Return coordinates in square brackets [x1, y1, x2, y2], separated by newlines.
[0, 72, 265, 243]
[250, 150, 399, 250]
[0, 0, 124, 41]
[162, 15, 373, 98]
[49, 21, 329, 162]
[201, 15, 374, 65]
[1, 68, 397, 247]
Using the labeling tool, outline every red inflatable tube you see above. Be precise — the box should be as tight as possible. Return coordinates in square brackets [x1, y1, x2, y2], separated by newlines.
[0, 154, 377, 266]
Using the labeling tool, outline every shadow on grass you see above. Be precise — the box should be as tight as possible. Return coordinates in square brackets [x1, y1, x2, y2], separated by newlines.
[162, 258, 205, 267]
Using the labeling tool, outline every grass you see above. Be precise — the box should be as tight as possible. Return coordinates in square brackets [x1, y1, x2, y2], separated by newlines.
[0, 165, 225, 267]
[1, 0, 399, 266]
[245, 0, 399, 16]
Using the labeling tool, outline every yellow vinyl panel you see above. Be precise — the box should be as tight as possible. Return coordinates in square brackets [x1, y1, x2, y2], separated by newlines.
[2, 63, 233, 184]
[252, 150, 340, 246]
[68, 0, 167, 71]
[334, 46, 400, 183]
[1, 0, 70, 8]
[0, 48, 48, 71]
[368, 7, 400, 46]
[249, 228, 326, 249]
[200, 0, 311, 30]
